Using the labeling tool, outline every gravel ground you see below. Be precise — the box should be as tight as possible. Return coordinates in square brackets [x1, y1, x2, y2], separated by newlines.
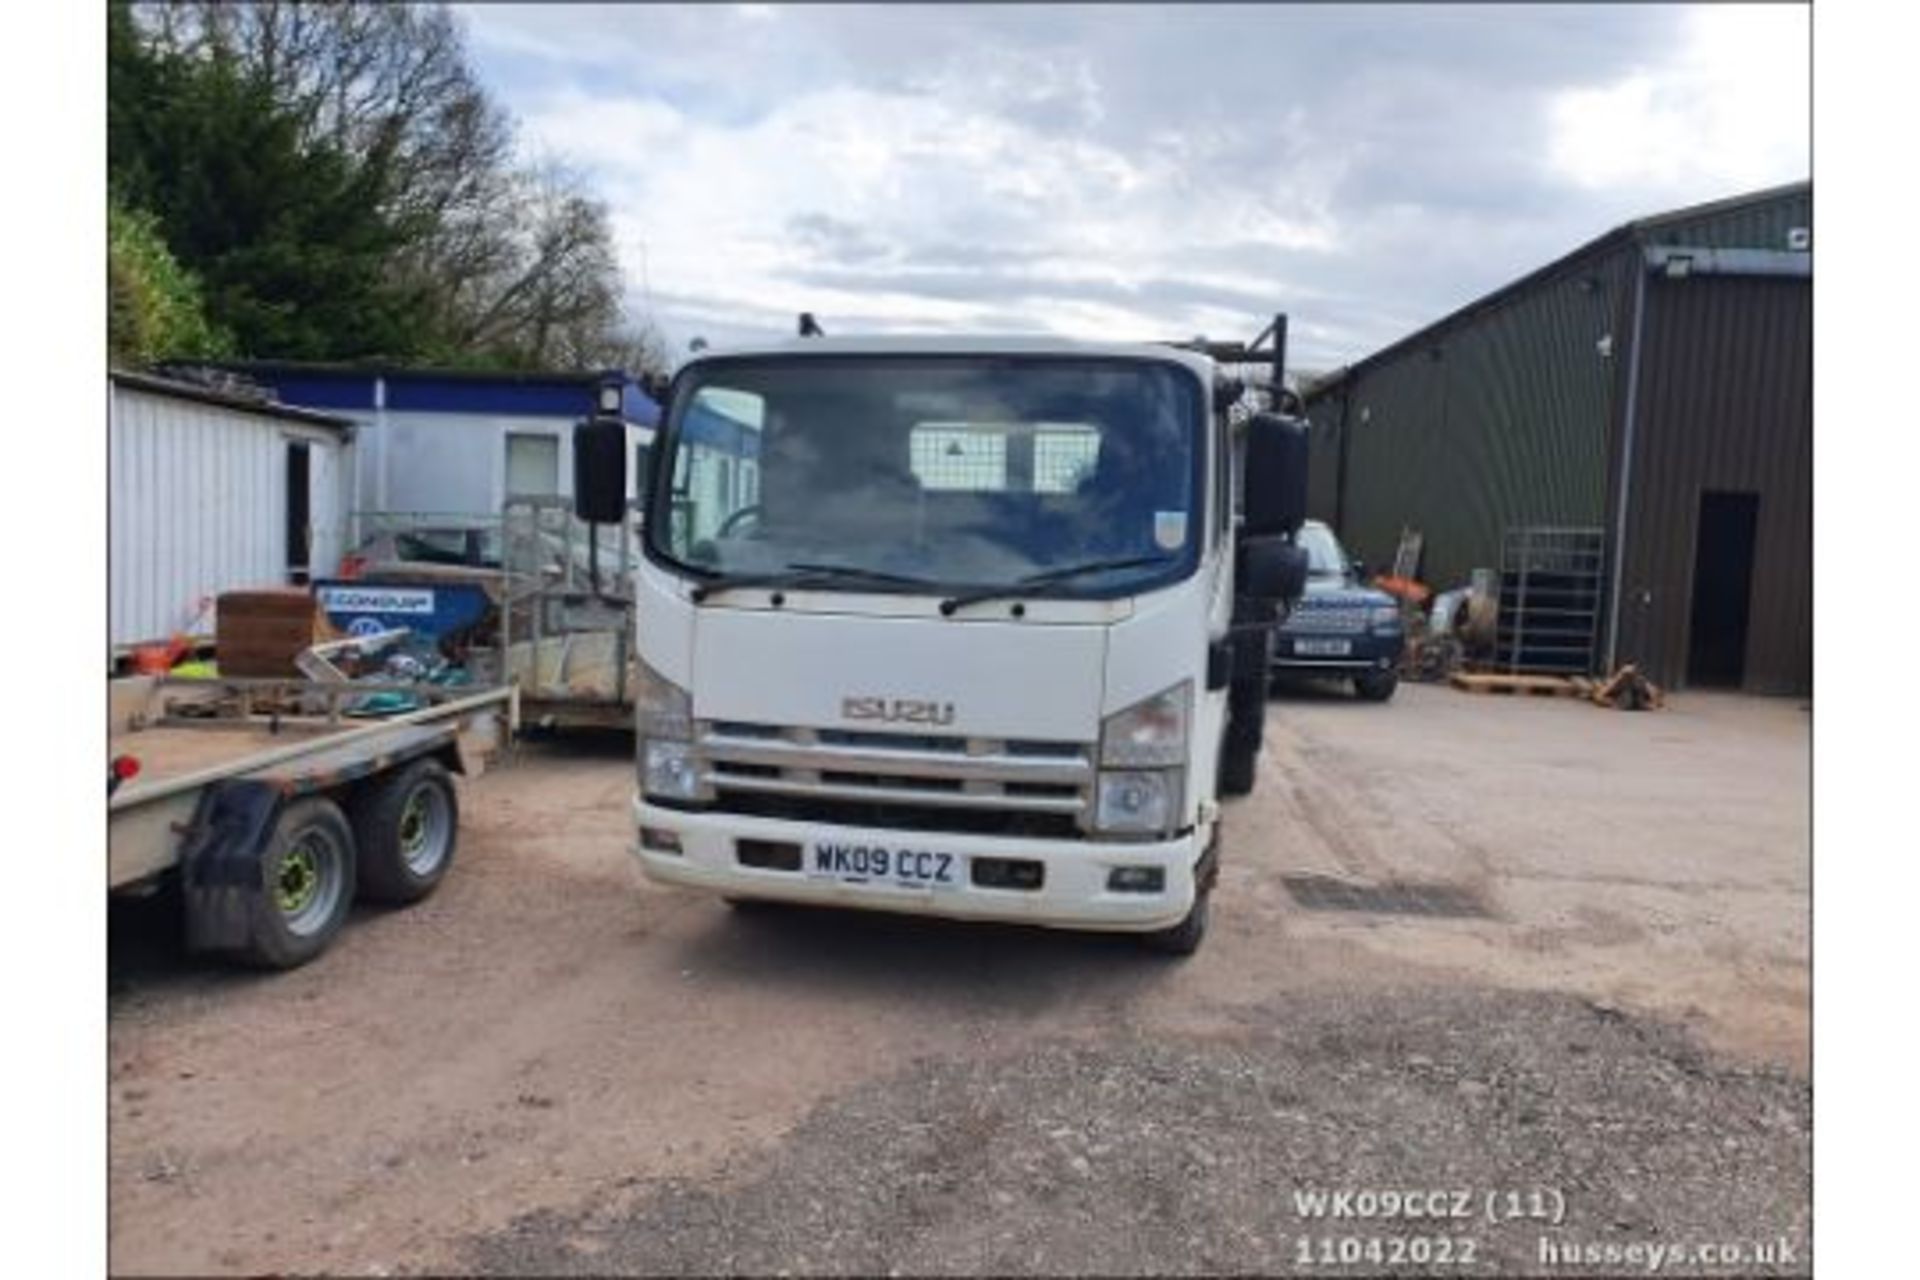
[468, 988, 1809, 1277]
[109, 689, 1809, 1275]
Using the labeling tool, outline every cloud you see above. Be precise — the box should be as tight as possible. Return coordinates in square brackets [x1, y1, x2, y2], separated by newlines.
[463, 4, 1809, 370]
[1547, 6, 1810, 193]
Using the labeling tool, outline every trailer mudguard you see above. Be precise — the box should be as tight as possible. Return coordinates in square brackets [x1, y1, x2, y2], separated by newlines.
[177, 780, 283, 952]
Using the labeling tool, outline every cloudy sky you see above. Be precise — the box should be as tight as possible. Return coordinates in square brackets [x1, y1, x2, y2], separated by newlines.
[459, 3, 1809, 371]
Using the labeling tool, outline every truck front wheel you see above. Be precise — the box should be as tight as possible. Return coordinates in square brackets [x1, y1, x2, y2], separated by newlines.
[240, 797, 357, 969]
[353, 759, 460, 905]
[1217, 744, 1258, 797]
[1141, 885, 1211, 957]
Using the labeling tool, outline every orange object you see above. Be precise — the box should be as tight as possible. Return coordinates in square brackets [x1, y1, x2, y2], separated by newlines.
[130, 634, 191, 674]
[1372, 574, 1432, 606]
[130, 647, 173, 675]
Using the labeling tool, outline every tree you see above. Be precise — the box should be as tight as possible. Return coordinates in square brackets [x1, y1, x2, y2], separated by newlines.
[110, 3, 433, 360]
[433, 164, 619, 369]
[121, 2, 670, 376]
[108, 197, 232, 365]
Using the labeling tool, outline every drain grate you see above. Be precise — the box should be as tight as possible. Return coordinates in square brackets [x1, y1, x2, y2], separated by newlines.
[1281, 874, 1490, 919]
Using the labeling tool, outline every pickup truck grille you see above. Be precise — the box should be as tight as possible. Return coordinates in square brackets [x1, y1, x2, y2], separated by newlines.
[696, 721, 1094, 837]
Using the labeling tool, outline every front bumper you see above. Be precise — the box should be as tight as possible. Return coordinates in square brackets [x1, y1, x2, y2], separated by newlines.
[1270, 630, 1402, 676]
[632, 795, 1207, 932]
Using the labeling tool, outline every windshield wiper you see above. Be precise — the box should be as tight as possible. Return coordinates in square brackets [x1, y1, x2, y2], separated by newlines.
[690, 561, 937, 603]
[938, 555, 1172, 616]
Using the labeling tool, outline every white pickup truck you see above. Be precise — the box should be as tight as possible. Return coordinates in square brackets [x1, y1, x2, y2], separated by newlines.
[572, 323, 1310, 954]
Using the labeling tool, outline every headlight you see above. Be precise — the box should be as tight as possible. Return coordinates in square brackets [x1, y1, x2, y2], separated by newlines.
[1368, 604, 1401, 630]
[637, 658, 693, 741]
[1100, 681, 1191, 768]
[637, 659, 701, 800]
[1095, 770, 1177, 834]
[643, 739, 702, 800]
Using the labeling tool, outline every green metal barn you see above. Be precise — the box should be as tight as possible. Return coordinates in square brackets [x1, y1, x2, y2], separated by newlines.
[1304, 182, 1811, 695]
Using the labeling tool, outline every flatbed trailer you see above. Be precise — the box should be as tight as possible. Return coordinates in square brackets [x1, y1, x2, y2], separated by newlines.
[109, 675, 516, 968]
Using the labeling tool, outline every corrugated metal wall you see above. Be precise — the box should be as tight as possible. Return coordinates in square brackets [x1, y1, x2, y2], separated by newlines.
[1612, 276, 1812, 694]
[1305, 389, 1344, 528]
[109, 382, 351, 648]
[1638, 187, 1813, 253]
[1327, 249, 1629, 588]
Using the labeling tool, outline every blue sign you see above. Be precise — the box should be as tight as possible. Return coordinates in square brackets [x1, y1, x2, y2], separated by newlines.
[313, 579, 493, 646]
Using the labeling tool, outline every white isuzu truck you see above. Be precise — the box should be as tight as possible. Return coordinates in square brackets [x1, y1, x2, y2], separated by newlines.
[571, 317, 1311, 955]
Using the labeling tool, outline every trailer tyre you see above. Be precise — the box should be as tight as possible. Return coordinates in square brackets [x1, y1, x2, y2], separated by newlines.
[241, 797, 357, 969]
[353, 759, 460, 905]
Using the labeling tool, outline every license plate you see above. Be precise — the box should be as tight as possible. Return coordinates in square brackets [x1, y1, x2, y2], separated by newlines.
[807, 841, 961, 890]
[1294, 638, 1352, 656]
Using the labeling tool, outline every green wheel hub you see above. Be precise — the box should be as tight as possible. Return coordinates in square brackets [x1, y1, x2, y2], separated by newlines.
[276, 841, 321, 915]
[400, 794, 429, 860]
[272, 822, 347, 937]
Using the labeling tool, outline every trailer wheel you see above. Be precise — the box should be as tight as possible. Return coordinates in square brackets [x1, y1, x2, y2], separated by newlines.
[353, 759, 460, 905]
[240, 797, 357, 969]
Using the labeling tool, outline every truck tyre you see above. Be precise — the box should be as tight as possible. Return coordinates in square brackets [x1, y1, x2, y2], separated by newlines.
[240, 797, 357, 969]
[1217, 742, 1259, 797]
[1142, 885, 1210, 957]
[352, 759, 460, 905]
[1354, 670, 1399, 703]
[1220, 626, 1270, 799]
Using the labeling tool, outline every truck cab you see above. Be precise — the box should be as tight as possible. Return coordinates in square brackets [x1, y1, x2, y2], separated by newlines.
[586, 333, 1308, 954]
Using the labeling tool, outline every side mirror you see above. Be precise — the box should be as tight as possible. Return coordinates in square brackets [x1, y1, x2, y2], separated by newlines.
[1242, 411, 1308, 537]
[1242, 535, 1309, 605]
[573, 415, 628, 524]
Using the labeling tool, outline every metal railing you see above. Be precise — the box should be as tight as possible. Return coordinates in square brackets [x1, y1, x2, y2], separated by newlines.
[1496, 526, 1605, 675]
[501, 498, 644, 708]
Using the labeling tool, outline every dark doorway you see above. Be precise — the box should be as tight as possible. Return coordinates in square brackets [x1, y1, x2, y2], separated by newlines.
[285, 441, 311, 584]
[1687, 490, 1759, 687]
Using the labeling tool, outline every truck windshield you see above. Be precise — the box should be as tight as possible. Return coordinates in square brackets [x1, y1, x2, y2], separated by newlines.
[648, 356, 1204, 596]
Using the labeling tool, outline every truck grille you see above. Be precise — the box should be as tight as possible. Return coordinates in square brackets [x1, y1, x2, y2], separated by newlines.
[696, 721, 1094, 837]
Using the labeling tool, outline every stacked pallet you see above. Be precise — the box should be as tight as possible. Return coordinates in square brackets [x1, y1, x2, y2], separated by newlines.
[1448, 672, 1583, 698]
[1448, 666, 1665, 709]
